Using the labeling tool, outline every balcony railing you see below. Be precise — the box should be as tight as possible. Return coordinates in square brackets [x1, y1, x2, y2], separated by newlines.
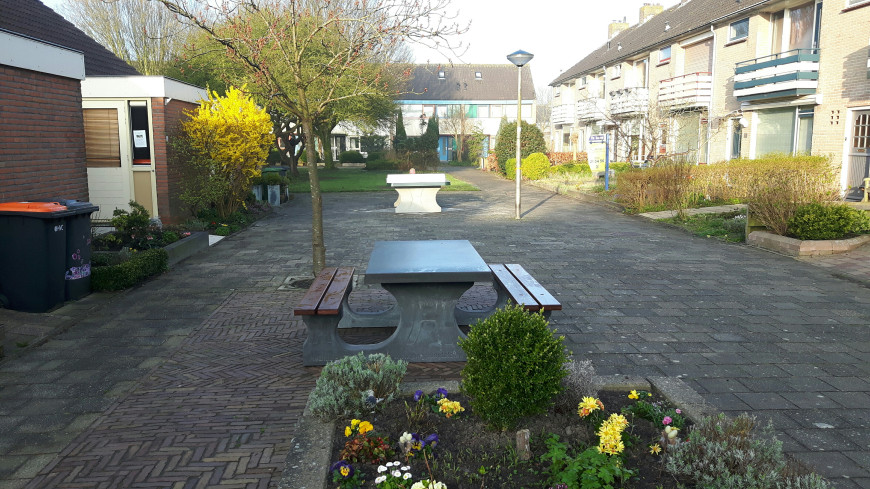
[734, 48, 819, 102]
[658, 72, 712, 109]
[609, 87, 649, 116]
[576, 98, 606, 121]
[551, 103, 574, 125]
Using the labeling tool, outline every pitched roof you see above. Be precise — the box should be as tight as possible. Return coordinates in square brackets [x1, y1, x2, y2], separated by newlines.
[0, 0, 140, 76]
[551, 0, 768, 85]
[402, 64, 535, 101]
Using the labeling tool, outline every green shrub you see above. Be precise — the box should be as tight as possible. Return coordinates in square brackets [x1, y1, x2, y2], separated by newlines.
[214, 225, 231, 236]
[787, 203, 870, 240]
[162, 231, 180, 245]
[504, 158, 518, 180]
[366, 159, 399, 171]
[458, 303, 567, 430]
[541, 435, 635, 489]
[666, 413, 830, 489]
[309, 353, 407, 421]
[111, 201, 153, 246]
[522, 152, 551, 180]
[494, 121, 547, 174]
[366, 150, 385, 162]
[550, 163, 592, 178]
[339, 150, 366, 163]
[260, 172, 289, 186]
[91, 248, 168, 291]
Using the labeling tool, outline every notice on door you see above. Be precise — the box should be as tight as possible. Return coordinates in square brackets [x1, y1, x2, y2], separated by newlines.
[133, 130, 148, 148]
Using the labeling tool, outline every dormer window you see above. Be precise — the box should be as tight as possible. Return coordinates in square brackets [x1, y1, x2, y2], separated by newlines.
[475, 71, 482, 80]
[437, 70, 445, 79]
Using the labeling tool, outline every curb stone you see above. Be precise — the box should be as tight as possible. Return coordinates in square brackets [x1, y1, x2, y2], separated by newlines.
[278, 377, 707, 489]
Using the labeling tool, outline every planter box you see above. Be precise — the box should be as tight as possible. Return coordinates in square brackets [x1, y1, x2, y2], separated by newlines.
[747, 231, 870, 256]
[164, 231, 209, 266]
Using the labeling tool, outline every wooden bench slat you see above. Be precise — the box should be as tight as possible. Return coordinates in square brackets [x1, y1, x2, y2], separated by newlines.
[505, 264, 562, 311]
[317, 267, 354, 315]
[294, 267, 337, 315]
[490, 264, 541, 311]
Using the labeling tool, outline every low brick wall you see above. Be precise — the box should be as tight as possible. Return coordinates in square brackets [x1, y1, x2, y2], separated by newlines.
[747, 231, 870, 257]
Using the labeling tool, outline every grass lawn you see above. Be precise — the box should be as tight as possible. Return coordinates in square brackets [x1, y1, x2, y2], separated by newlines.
[286, 168, 479, 193]
[660, 210, 747, 243]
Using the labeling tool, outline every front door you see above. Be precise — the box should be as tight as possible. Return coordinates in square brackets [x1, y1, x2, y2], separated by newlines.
[847, 110, 870, 195]
[83, 100, 133, 221]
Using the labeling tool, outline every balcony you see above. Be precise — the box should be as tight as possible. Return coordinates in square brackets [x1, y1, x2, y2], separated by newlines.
[734, 49, 819, 102]
[551, 103, 574, 126]
[609, 87, 649, 116]
[576, 98, 606, 121]
[659, 72, 712, 109]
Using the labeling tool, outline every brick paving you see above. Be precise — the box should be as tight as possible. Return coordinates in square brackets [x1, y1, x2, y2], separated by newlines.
[1, 166, 869, 488]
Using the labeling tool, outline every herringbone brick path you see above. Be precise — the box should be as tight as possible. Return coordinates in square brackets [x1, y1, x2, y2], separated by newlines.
[24, 288, 462, 489]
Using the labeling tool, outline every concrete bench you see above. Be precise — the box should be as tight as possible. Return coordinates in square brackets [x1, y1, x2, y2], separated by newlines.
[294, 267, 355, 365]
[386, 173, 450, 213]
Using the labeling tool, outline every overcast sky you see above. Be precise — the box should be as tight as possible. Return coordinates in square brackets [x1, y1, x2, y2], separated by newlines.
[42, 0, 679, 94]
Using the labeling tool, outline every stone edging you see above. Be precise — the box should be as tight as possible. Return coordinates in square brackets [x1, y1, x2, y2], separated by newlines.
[747, 231, 870, 257]
[164, 231, 209, 267]
[277, 376, 715, 489]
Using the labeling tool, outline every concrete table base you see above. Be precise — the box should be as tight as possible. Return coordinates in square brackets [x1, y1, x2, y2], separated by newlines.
[393, 187, 442, 213]
[301, 282, 471, 365]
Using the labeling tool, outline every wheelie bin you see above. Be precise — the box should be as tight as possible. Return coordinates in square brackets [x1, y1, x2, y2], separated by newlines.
[0, 202, 72, 312]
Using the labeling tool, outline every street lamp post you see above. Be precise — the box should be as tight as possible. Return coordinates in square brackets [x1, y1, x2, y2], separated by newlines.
[507, 50, 533, 220]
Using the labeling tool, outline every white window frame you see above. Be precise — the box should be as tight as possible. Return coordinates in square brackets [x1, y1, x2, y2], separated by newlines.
[728, 18, 749, 42]
[659, 45, 671, 63]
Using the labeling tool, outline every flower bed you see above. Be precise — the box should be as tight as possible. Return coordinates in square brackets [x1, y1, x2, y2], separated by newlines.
[327, 388, 688, 489]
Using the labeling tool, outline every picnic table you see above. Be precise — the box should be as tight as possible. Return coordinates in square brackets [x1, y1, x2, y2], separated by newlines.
[386, 173, 450, 213]
[296, 240, 560, 365]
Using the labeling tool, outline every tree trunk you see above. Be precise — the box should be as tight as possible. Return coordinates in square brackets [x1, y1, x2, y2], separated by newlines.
[317, 126, 335, 170]
[302, 118, 326, 274]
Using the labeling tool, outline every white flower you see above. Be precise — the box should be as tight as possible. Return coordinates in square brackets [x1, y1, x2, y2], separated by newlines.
[403, 472, 412, 479]
[399, 432, 412, 444]
[392, 470, 402, 477]
[411, 483, 424, 489]
[375, 475, 386, 484]
[400, 466, 410, 471]
[377, 465, 387, 473]
[386, 461, 396, 467]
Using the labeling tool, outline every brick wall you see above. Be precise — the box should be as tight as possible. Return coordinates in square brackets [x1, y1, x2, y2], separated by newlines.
[0, 66, 88, 203]
[151, 98, 196, 224]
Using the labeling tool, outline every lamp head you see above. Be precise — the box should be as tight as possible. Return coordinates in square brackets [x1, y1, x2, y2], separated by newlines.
[507, 50, 534, 67]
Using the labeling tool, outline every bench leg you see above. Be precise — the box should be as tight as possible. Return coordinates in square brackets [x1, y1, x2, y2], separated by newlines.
[338, 300, 401, 328]
[302, 314, 355, 366]
[394, 188, 442, 213]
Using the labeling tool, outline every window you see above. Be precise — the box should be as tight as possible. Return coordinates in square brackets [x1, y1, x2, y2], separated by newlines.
[634, 60, 647, 87]
[436, 105, 447, 118]
[755, 106, 814, 156]
[437, 70, 445, 79]
[658, 45, 671, 63]
[580, 76, 587, 88]
[83, 108, 121, 167]
[477, 105, 490, 118]
[555, 87, 561, 98]
[848, 0, 870, 6]
[474, 71, 482, 80]
[521, 104, 531, 120]
[611, 64, 622, 79]
[770, 3, 818, 54]
[491, 104, 503, 118]
[729, 18, 749, 42]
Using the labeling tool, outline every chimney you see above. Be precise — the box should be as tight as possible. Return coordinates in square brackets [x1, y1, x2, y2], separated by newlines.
[639, 3, 664, 24]
[608, 18, 629, 39]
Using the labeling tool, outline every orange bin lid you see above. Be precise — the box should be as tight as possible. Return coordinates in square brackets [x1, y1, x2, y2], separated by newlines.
[0, 202, 68, 212]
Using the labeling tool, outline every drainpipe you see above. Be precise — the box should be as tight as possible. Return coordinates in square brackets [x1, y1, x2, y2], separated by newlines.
[706, 24, 715, 164]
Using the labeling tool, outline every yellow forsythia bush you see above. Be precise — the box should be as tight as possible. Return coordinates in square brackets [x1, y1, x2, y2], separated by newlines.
[182, 86, 272, 217]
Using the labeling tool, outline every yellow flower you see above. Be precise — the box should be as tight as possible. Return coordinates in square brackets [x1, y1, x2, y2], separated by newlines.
[628, 390, 639, 399]
[351, 419, 360, 428]
[340, 466, 350, 477]
[358, 421, 373, 435]
[577, 397, 603, 418]
[344, 426, 352, 437]
[649, 443, 662, 455]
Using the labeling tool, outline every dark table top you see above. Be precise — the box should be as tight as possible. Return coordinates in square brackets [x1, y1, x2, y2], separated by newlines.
[364, 240, 491, 284]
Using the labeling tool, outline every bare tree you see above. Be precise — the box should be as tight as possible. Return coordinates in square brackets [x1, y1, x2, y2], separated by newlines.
[536, 86, 552, 133]
[60, 0, 189, 75]
[151, 0, 465, 273]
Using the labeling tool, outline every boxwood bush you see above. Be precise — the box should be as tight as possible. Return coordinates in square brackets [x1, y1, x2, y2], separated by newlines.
[339, 150, 366, 163]
[459, 303, 567, 430]
[504, 153, 553, 181]
[91, 248, 168, 291]
[787, 203, 870, 240]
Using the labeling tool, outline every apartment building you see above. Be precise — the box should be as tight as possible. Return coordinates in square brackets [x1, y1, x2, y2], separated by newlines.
[550, 0, 870, 193]
[399, 64, 535, 162]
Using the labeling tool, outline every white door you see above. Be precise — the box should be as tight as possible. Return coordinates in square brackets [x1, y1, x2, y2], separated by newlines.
[83, 100, 133, 221]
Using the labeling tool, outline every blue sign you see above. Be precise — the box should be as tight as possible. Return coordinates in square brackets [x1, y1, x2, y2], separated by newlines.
[588, 135, 606, 144]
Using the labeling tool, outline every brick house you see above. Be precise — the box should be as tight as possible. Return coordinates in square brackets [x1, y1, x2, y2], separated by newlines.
[549, 0, 870, 195]
[1, 0, 207, 223]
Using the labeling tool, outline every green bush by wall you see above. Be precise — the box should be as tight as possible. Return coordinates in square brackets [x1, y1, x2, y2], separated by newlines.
[91, 248, 168, 291]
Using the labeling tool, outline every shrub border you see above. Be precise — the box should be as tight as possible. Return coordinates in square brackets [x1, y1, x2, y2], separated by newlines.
[276, 375, 716, 489]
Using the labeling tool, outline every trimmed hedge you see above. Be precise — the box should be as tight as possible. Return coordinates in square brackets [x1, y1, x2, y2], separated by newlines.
[91, 248, 168, 291]
[339, 150, 366, 163]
